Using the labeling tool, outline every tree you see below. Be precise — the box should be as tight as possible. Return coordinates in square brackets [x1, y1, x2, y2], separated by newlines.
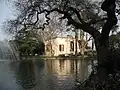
[40, 13, 67, 41]
[109, 32, 120, 71]
[5, 0, 120, 89]
[14, 28, 45, 56]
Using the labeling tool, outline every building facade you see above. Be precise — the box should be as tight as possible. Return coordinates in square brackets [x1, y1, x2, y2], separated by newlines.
[45, 36, 91, 56]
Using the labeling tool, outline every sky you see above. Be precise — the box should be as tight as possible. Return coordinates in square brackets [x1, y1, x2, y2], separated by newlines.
[0, 0, 119, 41]
[0, 0, 14, 41]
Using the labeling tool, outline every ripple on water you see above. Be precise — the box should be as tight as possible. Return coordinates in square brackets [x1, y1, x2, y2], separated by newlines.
[0, 59, 92, 90]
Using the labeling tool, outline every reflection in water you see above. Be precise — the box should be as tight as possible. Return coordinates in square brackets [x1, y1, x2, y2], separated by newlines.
[45, 59, 73, 78]
[45, 59, 91, 81]
[77, 59, 89, 81]
[16, 60, 37, 89]
[0, 58, 92, 90]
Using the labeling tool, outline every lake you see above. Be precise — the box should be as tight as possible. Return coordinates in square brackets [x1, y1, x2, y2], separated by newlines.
[0, 58, 92, 90]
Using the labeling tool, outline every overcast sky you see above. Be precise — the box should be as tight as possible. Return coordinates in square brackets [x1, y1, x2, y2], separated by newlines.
[0, 0, 14, 41]
[0, 0, 119, 41]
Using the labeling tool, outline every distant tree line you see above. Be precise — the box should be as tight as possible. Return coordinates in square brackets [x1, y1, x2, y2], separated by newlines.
[9, 29, 45, 56]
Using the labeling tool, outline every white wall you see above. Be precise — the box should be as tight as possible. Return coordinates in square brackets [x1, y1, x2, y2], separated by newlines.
[45, 36, 94, 56]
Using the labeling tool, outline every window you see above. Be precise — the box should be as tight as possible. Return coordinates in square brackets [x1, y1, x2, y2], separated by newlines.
[46, 44, 51, 51]
[59, 44, 64, 51]
[70, 41, 74, 51]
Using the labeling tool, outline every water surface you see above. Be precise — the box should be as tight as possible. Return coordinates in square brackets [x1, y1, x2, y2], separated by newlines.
[0, 58, 92, 90]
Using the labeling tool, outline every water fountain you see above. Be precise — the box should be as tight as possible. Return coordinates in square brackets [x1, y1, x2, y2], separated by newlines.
[0, 40, 19, 60]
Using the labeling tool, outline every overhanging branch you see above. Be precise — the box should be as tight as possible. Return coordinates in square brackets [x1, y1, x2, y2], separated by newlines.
[69, 7, 85, 24]
[87, 18, 107, 25]
[17, 7, 101, 40]
[39, 8, 100, 39]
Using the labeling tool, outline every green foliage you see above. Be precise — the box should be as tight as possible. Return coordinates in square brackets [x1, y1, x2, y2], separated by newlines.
[14, 30, 45, 56]
[109, 32, 120, 62]
[109, 32, 120, 51]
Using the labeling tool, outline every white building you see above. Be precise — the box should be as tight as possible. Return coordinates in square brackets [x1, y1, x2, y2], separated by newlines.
[45, 35, 93, 56]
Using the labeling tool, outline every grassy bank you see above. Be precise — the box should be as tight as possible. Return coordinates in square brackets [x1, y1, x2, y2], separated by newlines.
[20, 55, 96, 60]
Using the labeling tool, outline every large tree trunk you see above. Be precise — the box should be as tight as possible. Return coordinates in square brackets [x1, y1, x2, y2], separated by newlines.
[94, 40, 114, 81]
[82, 40, 116, 89]
[91, 0, 117, 81]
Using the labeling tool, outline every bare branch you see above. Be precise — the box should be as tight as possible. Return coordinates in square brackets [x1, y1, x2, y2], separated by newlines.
[87, 18, 107, 25]
[36, 8, 100, 39]
[69, 7, 85, 24]
[86, 36, 93, 42]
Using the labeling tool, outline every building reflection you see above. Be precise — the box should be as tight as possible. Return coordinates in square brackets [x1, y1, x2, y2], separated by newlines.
[8, 59, 92, 90]
[45, 59, 91, 81]
[76, 59, 90, 81]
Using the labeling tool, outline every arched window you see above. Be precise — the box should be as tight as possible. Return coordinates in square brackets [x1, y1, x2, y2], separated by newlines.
[59, 44, 64, 51]
[70, 41, 74, 51]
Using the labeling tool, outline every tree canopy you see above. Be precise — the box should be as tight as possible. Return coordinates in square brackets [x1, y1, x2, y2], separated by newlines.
[5, 0, 105, 35]
[12, 27, 45, 56]
[5, 0, 119, 44]
[4, 0, 120, 89]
